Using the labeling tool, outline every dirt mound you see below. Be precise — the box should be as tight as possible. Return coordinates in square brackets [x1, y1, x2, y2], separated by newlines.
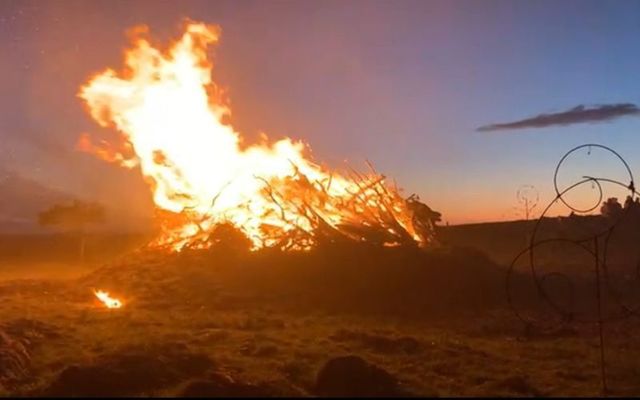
[0, 330, 30, 387]
[0, 319, 64, 392]
[80, 243, 514, 319]
[315, 355, 411, 397]
[42, 343, 213, 396]
[180, 372, 279, 397]
[481, 374, 543, 397]
[2, 318, 61, 343]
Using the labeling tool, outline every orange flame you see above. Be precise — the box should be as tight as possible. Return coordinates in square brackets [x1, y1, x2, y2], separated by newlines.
[94, 290, 123, 309]
[78, 21, 432, 251]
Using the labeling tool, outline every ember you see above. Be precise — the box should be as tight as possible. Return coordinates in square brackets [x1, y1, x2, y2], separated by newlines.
[94, 290, 123, 309]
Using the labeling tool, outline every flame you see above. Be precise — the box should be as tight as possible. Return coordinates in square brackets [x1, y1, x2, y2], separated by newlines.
[78, 21, 433, 251]
[94, 290, 123, 309]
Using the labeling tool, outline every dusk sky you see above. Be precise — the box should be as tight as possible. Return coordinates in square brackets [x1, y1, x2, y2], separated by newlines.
[1, 0, 640, 225]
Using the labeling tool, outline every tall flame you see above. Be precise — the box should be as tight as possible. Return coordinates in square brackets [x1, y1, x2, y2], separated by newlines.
[78, 21, 433, 250]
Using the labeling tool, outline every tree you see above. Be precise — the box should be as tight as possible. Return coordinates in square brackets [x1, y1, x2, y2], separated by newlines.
[38, 200, 106, 264]
[600, 197, 623, 219]
[623, 195, 640, 212]
[515, 185, 539, 221]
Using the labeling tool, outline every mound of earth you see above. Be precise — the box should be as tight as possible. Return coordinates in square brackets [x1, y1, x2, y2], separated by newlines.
[315, 355, 412, 397]
[79, 242, 520, 319]
[42, 343, 213, 396]
[180, 372, 280, 397]
[0, 318, 62, 391]
[0, 330, 30, 388]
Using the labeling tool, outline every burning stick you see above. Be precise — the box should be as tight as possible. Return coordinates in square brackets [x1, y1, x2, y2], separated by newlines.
[94, 290, 123, 309]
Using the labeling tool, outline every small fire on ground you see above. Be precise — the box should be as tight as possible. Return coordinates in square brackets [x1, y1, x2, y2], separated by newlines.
[94, 290, 123, 309]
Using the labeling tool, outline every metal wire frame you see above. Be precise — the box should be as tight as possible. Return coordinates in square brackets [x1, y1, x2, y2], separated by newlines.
[506, 144, 639, 395]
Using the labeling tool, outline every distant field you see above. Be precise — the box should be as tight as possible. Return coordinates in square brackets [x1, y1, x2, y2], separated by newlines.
[0, 233, 152, 280]
[437, 219, 537, 265]
[438, 215, 640, 273]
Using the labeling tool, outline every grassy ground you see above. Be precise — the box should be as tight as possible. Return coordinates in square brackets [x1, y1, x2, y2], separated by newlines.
[1, 236, 639, 396]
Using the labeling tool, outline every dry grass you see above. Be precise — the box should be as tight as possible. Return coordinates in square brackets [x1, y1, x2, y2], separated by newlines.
[0, 240, 639, 396]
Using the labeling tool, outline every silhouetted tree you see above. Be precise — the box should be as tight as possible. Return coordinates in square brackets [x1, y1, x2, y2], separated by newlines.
[515, 184, 539, 220]
[623, 195, 640, 211]
[600, 197, 623, 219]
[38, 200, 106, 264]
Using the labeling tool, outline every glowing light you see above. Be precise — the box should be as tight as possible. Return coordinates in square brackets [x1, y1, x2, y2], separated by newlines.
[78, 21, 431, 251]
[94, 290, 123, 309]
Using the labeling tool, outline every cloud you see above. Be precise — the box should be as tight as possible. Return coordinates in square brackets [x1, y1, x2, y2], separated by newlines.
[477, 103, 640, 132]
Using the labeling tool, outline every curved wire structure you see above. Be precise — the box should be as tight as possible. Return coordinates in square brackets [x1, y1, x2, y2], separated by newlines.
[506, 144, 640, 395]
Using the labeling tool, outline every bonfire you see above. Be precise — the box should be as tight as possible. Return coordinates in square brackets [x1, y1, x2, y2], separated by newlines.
[77, 21, 437, 251]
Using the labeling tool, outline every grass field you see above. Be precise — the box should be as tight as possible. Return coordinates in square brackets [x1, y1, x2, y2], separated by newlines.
[1, 226, 639, 397]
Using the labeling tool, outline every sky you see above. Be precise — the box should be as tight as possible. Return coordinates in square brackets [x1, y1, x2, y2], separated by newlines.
[1, 0, 639, 225]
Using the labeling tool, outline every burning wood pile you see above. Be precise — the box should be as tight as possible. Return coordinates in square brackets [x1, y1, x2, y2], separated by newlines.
[151, 170, 439, 252]
[77, 21, 437, 252]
